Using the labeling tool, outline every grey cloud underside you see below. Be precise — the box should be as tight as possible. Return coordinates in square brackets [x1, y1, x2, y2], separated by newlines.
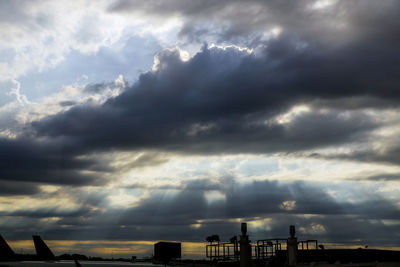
[0, 134, 170, 188]
[3, 179, 399, 246]
[355, 173, 400, 182]
[1, 22, 395, 187]
[0, 207, 89, 218]
[109, 0, 400, 46]
[0, 0, 397, 188]
[1, 0, 400, 252]
[33, 35, 396, 155]
[120, 180, 400, 223]
[0, 138, 109, 187]
[310, 146, 400, 167]
[0, 181, 39, 195]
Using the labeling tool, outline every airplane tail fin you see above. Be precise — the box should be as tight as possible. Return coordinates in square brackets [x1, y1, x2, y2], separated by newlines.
[74, 259, 82, 267]
[0, 235, 16, 261]
[32, 235, 56, 261]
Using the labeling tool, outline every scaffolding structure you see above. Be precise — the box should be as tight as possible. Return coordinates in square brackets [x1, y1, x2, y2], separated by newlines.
[206, 239, 239, 262]
[298, 239, 318, 250]
[255, 238, 287, 260]
[205, 225, 325, 266]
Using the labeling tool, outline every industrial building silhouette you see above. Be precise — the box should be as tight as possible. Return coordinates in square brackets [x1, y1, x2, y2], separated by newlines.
[1, 225, 400, 266]
[204, 223, 400, 267]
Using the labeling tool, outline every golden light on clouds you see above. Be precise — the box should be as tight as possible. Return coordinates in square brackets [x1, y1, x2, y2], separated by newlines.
[6, 239, 209, 258]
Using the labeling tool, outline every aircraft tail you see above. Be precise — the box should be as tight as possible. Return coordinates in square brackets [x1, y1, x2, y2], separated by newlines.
[74, 259, 82, 267]
[32, 235, 56, 261]
[0, 235, 16, 261]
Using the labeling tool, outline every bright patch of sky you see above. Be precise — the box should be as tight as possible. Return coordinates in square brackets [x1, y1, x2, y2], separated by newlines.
[16, 34, 161, 101]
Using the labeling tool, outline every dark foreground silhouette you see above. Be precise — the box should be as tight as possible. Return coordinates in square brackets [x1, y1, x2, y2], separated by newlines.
[0, 235, 56, 262]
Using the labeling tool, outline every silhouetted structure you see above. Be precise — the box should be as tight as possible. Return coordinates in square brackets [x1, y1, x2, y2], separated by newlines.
[206, 235, 220, 243]
[32, 235, 56, 261]
[287, 225, 297, 266]
[74, 259, 82, 267]
[0, 235, 16, 261]
[206, 223, 400, 267]
[206, 235, 238, 262]
[240, 223, 251, 267]
[154, 241, 181, 265]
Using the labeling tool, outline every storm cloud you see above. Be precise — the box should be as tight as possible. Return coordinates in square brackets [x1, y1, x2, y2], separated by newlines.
[0, 0, 398, 188]
[2, 15, 399, 187]
[4, 179, 399, 247]
[0, 137, 107, 186]
[0, 0, 400, 255]
[32, 37, 393, 156]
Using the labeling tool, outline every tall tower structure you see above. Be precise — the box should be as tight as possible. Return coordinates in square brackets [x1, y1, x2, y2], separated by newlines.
[240, 223, 252, 267]
[287, 225, 297, 266]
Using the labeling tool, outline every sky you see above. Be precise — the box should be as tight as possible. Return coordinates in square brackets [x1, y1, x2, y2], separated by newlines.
[0, 0, 400, 259]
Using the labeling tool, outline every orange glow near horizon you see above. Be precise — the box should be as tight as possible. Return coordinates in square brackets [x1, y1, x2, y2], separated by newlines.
[6, 239, 400, 259]
[7, 240, 209, 258]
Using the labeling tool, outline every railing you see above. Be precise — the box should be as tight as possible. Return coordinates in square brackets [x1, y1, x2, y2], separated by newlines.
[206, 241, 239, 262]
[298, 239, 318, 251]
[207, 237, 322, 263]
[255, 239, 287, 260]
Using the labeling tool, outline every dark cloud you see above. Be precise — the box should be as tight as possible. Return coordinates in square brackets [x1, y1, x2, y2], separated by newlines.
[350, 147, 400, 166]
[0, 207, 89, 218]
[32, 41, 387, 156]
[101, 179, 400, 245]
[184, 179, 221, 191]
[310, 146, 400, 167]
[0, 137, 107, 186]
[354, 173, 400, 182]
[1, 0, 397, 190]
[0, 135, 171, 188]
[4, 179, 399, 246]
[109, 0, 400, 48]
[5, 17, 393, 190]
[0, 181, 39, 195]
[1, 0, 399, 250]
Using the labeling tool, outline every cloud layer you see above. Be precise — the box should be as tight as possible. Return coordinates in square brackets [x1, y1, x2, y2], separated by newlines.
[0, 0, 399, 255]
